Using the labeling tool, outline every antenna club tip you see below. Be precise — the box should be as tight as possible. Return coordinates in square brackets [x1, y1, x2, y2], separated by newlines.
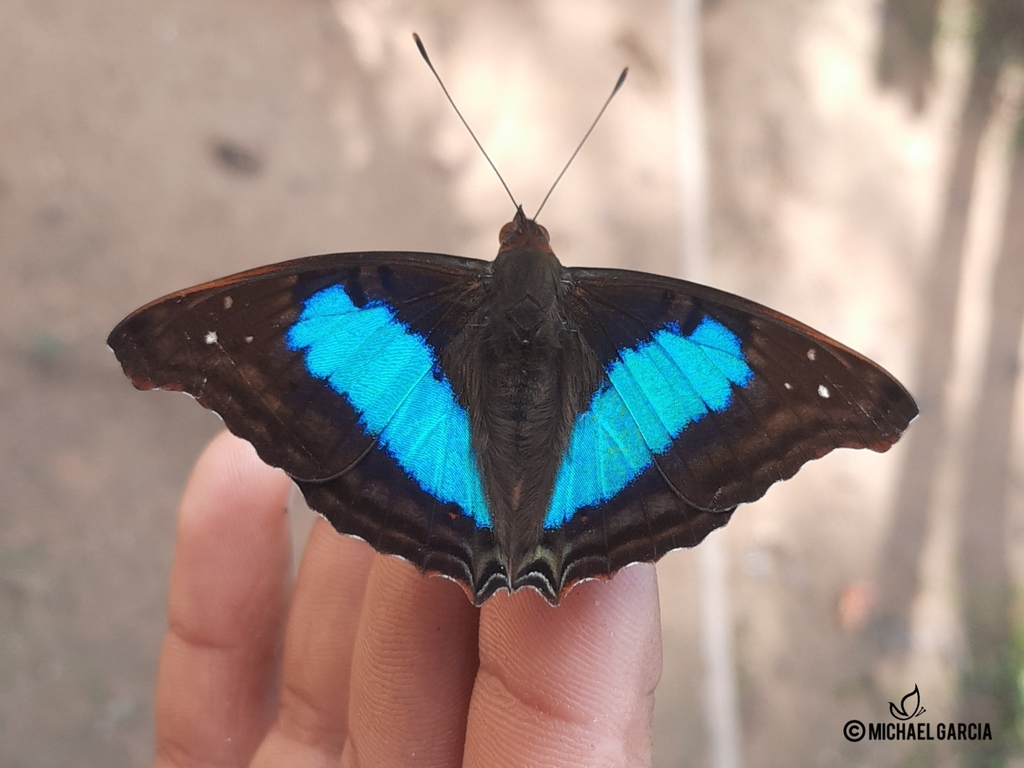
[614, 67, 628, 91]
[412, 32, 430, 63]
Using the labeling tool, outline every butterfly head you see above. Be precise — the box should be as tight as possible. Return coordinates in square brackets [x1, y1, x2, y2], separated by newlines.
[489, 207, 565, 348]
[498, 206, 552, 255]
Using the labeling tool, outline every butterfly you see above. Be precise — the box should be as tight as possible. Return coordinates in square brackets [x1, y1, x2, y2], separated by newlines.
[108, 203, 918, 605]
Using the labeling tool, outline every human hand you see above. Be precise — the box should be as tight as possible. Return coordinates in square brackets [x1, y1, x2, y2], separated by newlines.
[152, 431, 662, 767]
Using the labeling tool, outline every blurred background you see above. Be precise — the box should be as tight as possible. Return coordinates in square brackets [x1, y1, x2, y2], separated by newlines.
[1, 0, 1022, 765]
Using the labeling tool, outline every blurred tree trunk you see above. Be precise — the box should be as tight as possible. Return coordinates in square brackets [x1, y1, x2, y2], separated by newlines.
[877, 0, 940, 112]
[955, 119, 1024, 768]
[869, 0, 1024, 658]
[869, 39, 999, 655]
[871, 3, 1024, 763]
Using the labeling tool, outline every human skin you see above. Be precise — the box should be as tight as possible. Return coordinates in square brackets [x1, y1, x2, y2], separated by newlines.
[151, 431, 662, 768]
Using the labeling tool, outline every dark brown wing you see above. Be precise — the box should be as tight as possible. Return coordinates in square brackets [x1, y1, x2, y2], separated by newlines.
[563, 267, 917, 514]
[109, 251, 507, 598]
[505, 266, 917, 604]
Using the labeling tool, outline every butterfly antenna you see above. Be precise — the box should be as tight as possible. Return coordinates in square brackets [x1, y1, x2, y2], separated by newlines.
[533, 67, 628, 220]
[413, 33, 518, 210]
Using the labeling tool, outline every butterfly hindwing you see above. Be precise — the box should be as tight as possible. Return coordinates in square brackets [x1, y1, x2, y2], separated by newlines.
[561, 267, 918, 517]
[297, 445, 504, 604]
[516, 472, 735, 600]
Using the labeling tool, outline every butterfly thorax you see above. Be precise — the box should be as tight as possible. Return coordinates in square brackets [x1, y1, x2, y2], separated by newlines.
[450, 213, 602, 574]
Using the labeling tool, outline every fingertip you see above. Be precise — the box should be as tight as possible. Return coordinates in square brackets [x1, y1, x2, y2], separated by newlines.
[483, 563, 662, 707]
[341, 557, 480, 766]
[181, 430, 292, 524]
[466, 564, 661, 767]
[169, 430, 293, 649]
[155, 432, 295, 765]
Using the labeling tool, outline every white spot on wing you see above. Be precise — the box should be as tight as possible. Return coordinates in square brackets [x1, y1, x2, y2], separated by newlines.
[818, 384, 830, 398]
[223, 296, 233, 309]
[806, 348, 817, 361]
[204, 331, 218, 345]
[244, 335, 253, 344]
[784, 382, 793, 390]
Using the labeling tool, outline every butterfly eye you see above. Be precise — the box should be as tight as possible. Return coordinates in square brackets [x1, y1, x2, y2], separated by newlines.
[538, 224, 550, 241]
[499, 221, 515, 243]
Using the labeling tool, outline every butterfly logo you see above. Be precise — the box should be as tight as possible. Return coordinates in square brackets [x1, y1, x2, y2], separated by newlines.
[889, 685, 926, 720]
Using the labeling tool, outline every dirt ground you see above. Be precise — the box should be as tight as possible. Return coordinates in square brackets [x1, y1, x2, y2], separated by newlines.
[2, 0, 1022, 766]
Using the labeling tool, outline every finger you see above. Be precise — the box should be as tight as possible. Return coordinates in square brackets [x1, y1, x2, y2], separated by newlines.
[341, 557, 480, 768]
[465, 565, 662, 768]
[250, 518, 375, 768]
[153, 431, 293, 768]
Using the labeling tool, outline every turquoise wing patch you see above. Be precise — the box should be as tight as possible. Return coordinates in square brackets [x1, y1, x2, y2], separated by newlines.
[545, 317, 754, 528]
[286, 284, 491, 528]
